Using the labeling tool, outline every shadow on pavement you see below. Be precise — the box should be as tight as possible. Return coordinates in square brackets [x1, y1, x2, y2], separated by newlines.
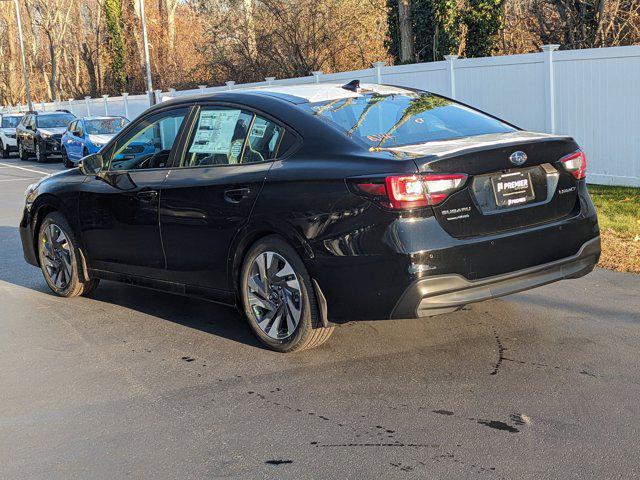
[0, 225, 264, 350]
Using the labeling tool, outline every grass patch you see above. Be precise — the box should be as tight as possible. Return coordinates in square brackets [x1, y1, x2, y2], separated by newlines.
[588, 184, 640, 273]
[588, 184, 640, 239]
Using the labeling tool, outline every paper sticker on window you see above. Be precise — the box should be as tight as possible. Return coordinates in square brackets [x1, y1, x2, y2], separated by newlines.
[250, 123, 267, 138]
[189, 109, 242, 154]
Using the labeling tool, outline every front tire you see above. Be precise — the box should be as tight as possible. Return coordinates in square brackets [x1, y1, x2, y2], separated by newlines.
[18, 142, 29, 161]
[38, 212, 100, 297]
[240, 235, 334, 352]
[1, 140, 9, 158]
[35, 143, 47, 163]
[62, 148, 73, 168]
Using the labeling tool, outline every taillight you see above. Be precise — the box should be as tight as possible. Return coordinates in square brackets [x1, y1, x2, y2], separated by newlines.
[560, 150, 587, 180]
[354, 173, 467, 210]
[421, 174, 468, 205]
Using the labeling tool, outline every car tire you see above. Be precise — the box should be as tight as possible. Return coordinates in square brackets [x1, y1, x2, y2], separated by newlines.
[35, 143, 47, 163]
[18, 142, 29, 161]
[38, 212, 100, 298]
[62, 148, 73, 168]
[240, 235, 334, 352]
[0, 141, 9, 158]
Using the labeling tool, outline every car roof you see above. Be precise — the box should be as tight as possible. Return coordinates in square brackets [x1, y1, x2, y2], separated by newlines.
[243, 83, 415, 103]
[81, 116, 125, 121]
[37, 111, 75, 116]
[161, 82, 418, 108]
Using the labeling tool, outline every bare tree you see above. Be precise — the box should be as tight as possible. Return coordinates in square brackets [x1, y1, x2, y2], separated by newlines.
[397, 0, 415, 63]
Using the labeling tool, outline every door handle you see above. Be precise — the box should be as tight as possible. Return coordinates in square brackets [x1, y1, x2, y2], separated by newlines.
[137, 189, 158, 201]
[224, 187, 251, 203]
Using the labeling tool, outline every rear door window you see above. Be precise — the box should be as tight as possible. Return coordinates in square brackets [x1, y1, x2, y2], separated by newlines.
[243, 116, 282, 163]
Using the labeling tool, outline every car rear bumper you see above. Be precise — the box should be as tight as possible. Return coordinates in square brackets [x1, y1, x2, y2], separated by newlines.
[390, 235, 600, 319]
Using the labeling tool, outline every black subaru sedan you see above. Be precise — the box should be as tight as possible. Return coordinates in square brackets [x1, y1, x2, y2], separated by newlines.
[19, 83, 600, 352]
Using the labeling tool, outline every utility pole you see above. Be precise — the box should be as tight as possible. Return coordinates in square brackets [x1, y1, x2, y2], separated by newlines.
[3, 0, 33, 111]
[139, 0, 154, 106]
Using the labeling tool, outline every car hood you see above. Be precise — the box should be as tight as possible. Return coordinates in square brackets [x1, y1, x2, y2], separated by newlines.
[88, 134, 115, 145]
[2, 128, 16, 135]
[39, 127, 67, 136]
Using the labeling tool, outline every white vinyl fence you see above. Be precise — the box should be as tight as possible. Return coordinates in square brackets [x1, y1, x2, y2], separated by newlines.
[3, 45, 639, 186]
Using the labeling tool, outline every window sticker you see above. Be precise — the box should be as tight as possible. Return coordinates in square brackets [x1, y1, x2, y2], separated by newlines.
[250, 123, 267, 138]
[189, 109, 241, 154]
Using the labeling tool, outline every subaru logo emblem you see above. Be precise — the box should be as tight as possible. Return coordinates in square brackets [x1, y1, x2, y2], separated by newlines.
[509, 151, 527, 166]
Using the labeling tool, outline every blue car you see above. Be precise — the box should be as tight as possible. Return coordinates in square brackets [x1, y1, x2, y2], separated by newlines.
[61, 116, 129, 168]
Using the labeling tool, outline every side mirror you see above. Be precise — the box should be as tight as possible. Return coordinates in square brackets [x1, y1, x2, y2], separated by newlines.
[26, 124, 33, 130]
[80, 153, 105, 176]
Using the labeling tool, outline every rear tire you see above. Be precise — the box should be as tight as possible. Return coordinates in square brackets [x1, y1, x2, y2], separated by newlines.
[38, 212, 100, 298]
[240, 235, 334, 352]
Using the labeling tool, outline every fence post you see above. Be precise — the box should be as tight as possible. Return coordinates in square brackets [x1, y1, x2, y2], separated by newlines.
[372, 61, 386, 84]
[198, 84, 207, 95]
[122, 93, 129, 119]
[84, 96, 91, 116]
[265, 77, 276, 86]
[154, 90, 162, 103]
[226, 81, 235, 90]
[444, 55, 458, 99]
[68, 98, 74, 115]
[312, 71, 323, 84]
[102, 95, 109, 115]
[40, 101, 45, 111]
[541, 44, 560, 134]
[168, 88, 176, 97]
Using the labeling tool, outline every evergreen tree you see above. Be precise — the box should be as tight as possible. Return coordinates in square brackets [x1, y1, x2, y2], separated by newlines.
[387, 0, 505, 62]
[463, 0, 505, 58]
[387, 0, 459, 63]
[104, 0, 127, 93]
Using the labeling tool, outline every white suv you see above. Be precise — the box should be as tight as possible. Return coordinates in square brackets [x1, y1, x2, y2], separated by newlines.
[1, 113, 23, 158]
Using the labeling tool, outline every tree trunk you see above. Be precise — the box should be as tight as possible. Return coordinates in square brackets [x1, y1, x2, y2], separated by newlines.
[244, 0, 257, 60]
[48, 35, 57, 101]
[397, 0, 414, 63]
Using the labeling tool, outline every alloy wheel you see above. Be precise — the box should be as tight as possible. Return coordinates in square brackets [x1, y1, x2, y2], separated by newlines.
[246, 251, 302, 340]
[36, 144, 41, 161]
[41, 223, 72, 290]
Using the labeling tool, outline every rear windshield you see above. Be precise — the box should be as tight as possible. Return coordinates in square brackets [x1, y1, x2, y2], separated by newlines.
[85, 117, 128, 135]
[37, 114, 75, 128]
[2, 116, 21, 128]
[299, 92, 515, 149]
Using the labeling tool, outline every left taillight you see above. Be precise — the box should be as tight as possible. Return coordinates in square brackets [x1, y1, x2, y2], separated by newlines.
[560, 149, 587, 180]
[353, 173, 467, 210]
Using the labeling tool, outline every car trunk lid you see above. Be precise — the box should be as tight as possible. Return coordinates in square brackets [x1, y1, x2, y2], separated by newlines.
[382, 131, 582, 238]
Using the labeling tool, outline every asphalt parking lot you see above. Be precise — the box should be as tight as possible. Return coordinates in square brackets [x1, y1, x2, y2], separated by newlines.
[1, 155, 639, 479]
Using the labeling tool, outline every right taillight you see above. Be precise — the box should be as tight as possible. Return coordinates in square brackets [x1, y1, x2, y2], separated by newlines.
[354, 173, 467, 210]
[560, 149, 587, 180]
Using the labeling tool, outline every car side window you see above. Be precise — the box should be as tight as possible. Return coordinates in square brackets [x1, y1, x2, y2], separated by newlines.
[108, 108, 188, 171]
[76, 122, 84, 137]
[243, 116, 283, 164]
[181, 107, 253, 167]
[68, 121, 76, 134]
